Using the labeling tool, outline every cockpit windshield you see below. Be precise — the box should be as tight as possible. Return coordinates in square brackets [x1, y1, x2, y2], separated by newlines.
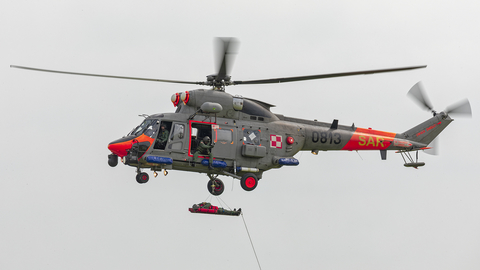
[128, 119, 154, 136]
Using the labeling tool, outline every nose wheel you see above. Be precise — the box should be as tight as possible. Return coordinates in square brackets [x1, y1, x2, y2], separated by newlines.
[207, 178, 224, 196]
[136, 172, 149, 184]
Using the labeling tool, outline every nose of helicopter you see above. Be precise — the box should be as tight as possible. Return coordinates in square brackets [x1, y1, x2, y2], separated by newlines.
[108, 137, 135, 157]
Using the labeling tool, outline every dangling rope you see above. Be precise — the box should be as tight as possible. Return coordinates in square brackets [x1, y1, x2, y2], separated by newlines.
[203, 194, 212, 203]
[192, 196, 260, 269]
[356, 150, 363, 160]
[217, 196, 231, 210]
[215, 196, 224, 209]
[241, 213, 262, 270]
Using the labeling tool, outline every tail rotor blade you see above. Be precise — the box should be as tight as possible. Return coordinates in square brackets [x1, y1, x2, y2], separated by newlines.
[424, 137, 438, 155]
[445, 99, 472, 117]
[407, 81, 434, 112]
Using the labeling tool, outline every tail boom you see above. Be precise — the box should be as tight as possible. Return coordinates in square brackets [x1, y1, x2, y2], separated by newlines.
[300, 115, 452, 153]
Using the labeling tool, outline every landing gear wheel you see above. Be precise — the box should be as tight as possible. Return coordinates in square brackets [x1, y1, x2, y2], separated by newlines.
[136, 172, 149, 184]
[207, 178, 224, 196]
[240, 173, 258, 191]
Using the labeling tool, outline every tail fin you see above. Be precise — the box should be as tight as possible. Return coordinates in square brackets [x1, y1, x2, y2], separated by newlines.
[402, 113, 453, 145]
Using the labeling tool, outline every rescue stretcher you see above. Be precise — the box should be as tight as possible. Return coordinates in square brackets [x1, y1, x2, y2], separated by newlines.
[188, 202, 241, 216]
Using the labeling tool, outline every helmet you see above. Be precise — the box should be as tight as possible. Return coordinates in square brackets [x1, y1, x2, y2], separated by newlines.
[203, 136, 211, 143]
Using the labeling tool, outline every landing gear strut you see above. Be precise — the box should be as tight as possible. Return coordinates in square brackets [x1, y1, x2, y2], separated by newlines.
[400, 150, 425, 169]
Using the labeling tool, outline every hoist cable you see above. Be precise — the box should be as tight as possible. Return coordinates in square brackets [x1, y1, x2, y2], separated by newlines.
[241, 213, 262, 270]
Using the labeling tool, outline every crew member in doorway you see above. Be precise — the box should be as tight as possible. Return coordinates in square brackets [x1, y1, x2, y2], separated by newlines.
[192, 136, 215, 169]
[155, 124, 169, 149]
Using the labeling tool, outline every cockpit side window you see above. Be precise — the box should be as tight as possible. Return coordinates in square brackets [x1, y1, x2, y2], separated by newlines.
[128, 119, 153, 136]
[144, 120, 160, 138]
[154, 121, 172, 150]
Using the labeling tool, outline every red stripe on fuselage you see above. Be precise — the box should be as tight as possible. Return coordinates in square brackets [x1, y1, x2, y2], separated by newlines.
[342, 128, 396, 151]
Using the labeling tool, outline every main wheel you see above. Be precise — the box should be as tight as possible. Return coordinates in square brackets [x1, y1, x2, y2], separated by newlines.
[136, 172, 149, 184]
[207, 178, 224, 196]
[240, 173, 258, 191]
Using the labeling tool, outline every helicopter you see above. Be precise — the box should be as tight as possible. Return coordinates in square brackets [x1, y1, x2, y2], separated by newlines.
[11, 38, 472, 196]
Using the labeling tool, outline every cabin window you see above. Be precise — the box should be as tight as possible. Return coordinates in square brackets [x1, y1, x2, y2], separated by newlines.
[170, 124, 185, 140]
[215, 129, 233, 144]
[243, 129, 261, 145]
[166, 123, 185, 150]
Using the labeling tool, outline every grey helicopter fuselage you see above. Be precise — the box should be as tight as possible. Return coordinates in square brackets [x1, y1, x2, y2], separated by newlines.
[107, 88, 453, 184]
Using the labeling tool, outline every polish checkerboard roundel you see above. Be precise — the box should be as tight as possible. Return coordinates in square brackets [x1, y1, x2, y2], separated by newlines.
[270, 134, 282, 148]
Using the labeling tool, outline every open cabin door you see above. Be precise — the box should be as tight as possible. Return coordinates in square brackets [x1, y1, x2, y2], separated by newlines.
[189, 121, 213, 157]
[188, 121, 236, 160]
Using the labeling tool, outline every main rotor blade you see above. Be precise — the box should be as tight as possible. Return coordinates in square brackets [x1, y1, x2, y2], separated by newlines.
[445, 99, 472, 117]
[407, 81, 434, 112]
[233, 65, 426, 85]
[10, 65, 202, 85]
[215, 37, 238, 81]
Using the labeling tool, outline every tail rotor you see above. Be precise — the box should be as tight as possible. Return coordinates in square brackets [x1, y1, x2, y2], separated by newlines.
[406, 81, 472, 156]
[407, 81, 472, 117]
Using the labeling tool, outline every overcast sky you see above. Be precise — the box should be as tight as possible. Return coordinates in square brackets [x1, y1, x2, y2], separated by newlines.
[1, 1, 480, 269]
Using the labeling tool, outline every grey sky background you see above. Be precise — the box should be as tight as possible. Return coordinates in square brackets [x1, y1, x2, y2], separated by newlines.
[1, 1, 480, 269]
